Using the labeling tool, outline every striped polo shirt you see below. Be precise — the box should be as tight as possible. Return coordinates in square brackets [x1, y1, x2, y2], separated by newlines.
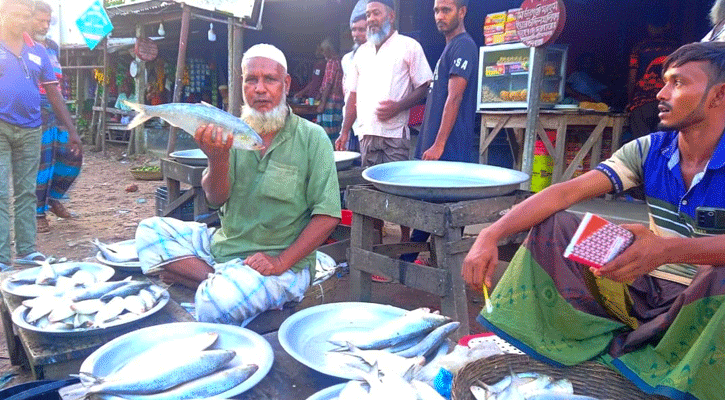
[597, 130, 725, 278]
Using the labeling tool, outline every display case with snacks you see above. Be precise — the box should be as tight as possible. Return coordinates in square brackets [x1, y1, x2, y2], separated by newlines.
[477, 42, 568, 109]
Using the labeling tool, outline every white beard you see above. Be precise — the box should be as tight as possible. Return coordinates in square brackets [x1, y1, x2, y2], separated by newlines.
[367, 20, 392, 46]
[241, 93, 289, 136]
[712, 0, 725, 25]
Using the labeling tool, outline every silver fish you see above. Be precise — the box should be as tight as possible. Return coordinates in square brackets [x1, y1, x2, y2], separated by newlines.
[124, 101, 265, 151]
[395, 321, 460, 358]
[70, 277, 132, 302]
[71, 299, 104, 315]
[328, 342, 425, 379]
[527, 395, 601, 400]
[112, 364, 259, 400]
[100, 281, 152, 302]
[32, 263, 80, 285]
[94, 296, 126, 326]
[92, 238, 139, 264]
[123, 295, 148, 314]
[113, 332, 219, 378]
[329, 308, 451, 350]
[48, 298, 75, 323]
[85, 349, 236, 395]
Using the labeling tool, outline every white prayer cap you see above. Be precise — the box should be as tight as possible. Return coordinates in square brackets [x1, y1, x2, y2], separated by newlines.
[242, 43, 287, 72]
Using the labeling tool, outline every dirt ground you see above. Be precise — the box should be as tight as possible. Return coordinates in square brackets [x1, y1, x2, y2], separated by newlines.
[33, 144, 163, 262]
[1, 143, 166, 388]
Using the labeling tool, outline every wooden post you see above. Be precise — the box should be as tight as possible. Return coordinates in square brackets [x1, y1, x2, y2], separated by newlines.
[520, 46, 545, 191]
[229, 23, 244, 117]
[99, 37, 109, 155]
[166, 5, 191, 155]
[131, 24, 147, 155]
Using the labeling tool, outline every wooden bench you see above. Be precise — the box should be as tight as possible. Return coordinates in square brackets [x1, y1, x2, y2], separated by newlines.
[93, 106, 134, 144]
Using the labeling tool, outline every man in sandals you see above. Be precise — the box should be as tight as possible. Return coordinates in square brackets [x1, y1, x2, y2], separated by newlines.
[0, 0, 81, 269]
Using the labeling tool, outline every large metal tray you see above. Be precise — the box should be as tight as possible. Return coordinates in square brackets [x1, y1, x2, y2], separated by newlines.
[334, 151, 360, 171]
[362, 160, 530, 202]
[306, 383, 345, 400]
[169, 148, 208, 166]
[278, 302, 407, 379]
[11, 290, 170, 336]
[1, 262, 116, 298]
[80, 322, 273, 398]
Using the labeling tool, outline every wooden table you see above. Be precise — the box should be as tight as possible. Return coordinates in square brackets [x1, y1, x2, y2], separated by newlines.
[345, 185, 528, 340]
[290, 104, 319, 121]
[0, 272, 195, 380]
[160, 158, 208, 220]
[478, 109, 629, 184]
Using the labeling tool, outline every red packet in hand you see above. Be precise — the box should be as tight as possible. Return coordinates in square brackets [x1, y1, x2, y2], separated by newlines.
[564, 212, 634, 269]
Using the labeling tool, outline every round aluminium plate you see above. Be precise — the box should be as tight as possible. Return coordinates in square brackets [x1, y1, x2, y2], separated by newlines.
[169, 148, 208, 166]
[1, 262, 116, 298]
[80, 322, 273, 398]
[334, 151, 360, 171]
[362, 160, 530, 202]
[306, 383, 345, 400]
[11, 290, 170, 336]
[278, 302, 407, 379]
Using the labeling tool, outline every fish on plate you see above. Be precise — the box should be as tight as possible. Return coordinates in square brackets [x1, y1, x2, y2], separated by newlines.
[123, 101, 265, 151]
[328, 307, 452, 350]
[92, 239, 139, 264]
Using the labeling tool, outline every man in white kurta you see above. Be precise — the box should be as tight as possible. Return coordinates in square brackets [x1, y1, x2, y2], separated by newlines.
[335, 0, 432, 167]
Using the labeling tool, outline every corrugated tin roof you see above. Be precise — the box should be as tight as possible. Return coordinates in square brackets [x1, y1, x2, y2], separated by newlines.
[105, 1, 177, 18]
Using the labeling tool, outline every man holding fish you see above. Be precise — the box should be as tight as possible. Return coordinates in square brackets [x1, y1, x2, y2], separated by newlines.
[135, 44, 341, 327]
[463, 42, 725, 399]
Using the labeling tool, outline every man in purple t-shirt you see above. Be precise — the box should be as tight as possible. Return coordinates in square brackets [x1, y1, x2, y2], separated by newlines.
[0, 0, 81, 269]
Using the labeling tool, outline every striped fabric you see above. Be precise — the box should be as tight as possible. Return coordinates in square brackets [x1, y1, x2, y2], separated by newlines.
[135, 216, 310, 326]
[36, 121, 82, 216]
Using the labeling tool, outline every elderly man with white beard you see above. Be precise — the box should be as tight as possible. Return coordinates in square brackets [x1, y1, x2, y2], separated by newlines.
[135, 44, 341, 327]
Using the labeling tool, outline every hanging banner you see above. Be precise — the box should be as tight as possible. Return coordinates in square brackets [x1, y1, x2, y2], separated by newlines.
[515, 0, 566, 47]
[75, 0, 113, 50]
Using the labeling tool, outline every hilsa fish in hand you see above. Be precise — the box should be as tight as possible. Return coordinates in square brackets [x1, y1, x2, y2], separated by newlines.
[123, 101, 265, 150]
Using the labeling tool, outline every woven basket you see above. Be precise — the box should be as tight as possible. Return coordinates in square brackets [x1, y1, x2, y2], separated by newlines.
[130, 167, 163, 181]
[451, 354, 663, 400]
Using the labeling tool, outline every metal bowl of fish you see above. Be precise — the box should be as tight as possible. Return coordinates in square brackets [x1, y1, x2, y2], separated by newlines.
[362, 160, 530, 202]
[1, 262, 116, 298]
[79, 322, 273, 399]
[94, 239, 142, 272]
[278, 302, 458, 380]
[11, 282, 170, 336]
[334, 151, 360, 171]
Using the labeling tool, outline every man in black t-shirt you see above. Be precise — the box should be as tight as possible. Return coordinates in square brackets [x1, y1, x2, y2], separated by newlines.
[414, 0, 477, 162]
[403, 0, 478, 263]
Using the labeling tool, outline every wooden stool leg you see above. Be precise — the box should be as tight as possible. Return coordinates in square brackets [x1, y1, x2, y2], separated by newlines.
[350, 213, 376, 301]
[431, 228, 470, 341]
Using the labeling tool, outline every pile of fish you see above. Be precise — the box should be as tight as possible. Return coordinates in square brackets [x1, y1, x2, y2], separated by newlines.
[471, 372, 602, 400]
[93, 239, 139, 265]
[72, 332, 259, 400]
[8, 261, 99, 295]
[18, 275, 167, 332]
[325, 307, 460, 399]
